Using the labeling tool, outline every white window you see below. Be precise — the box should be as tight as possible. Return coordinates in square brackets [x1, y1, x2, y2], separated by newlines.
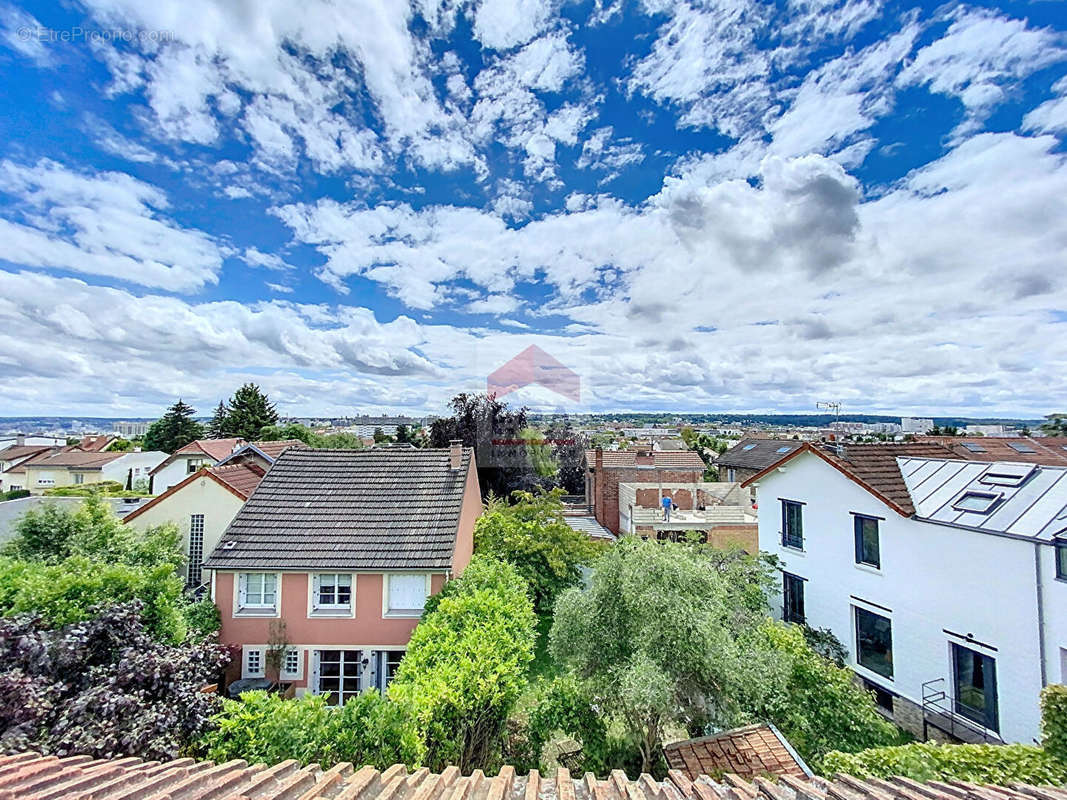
[237, 573, 279, 614]
[243, 647, 265, 678]
[385, 574, 428, 617]
[187, 458, 207, 474]
[311, 573, 353, 614]
[37, 472, 54, 486]
[381, 650, 405, 688]
[73, 473, 85, 485]
[188, 514, 205, 587]
[281, 647, 303, 680]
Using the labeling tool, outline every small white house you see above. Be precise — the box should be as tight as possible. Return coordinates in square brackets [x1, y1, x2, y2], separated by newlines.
[149, 438, 245, 494]
[745, 442, 1067, 745]
[21, 450, 167, 495]
[124, 463, 265, 586]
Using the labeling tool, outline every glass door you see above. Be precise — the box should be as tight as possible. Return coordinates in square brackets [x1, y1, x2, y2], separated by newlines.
[952, 643, 998, 732]
[313, 649, 363, 705]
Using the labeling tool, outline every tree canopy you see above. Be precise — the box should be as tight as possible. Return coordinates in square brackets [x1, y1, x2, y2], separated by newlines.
[223, 383, 279, 440]
[258, 422, 364, 449]
[207, 400, 230, 438]
[474, 489, 600, 614]
[549, 537, 900, 773]
[143, 399, 205, 453]
[430, 393, 539, 498]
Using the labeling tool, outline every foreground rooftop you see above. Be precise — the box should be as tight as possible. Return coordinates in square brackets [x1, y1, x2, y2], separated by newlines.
[3, 752, 1066, 800]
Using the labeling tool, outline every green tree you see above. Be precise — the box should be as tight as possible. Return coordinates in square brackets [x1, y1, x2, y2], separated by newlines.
[1040, 414, 1067, 435]
[475, 489, 600, 614]
[549, 538, 775, 772]
[522, 427, 557, 478]
[104, 438, 133, 452]
[224, 383, 279, 440]
[207, 400, 230, 438]
[388, 556, 536, 772]
[736, 621, 902, 772]
[258, 422, 320, 446]
[372, 427, 393, 444]
[143, 399, 205, 453]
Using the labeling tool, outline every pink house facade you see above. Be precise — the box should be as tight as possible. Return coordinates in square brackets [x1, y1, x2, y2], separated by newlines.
[204, 442, 480, 701]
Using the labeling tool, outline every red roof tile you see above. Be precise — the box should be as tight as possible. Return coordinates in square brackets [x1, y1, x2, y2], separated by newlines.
[1, 751, 1062, 800]
[207, 462, 266, 497]
[585, 449, 706, 470]
[663, 725, 810, 780]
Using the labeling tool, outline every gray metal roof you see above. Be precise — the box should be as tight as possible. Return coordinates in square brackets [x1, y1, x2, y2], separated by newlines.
[899, 457, 1067, 540]
[562, 514, 616, 541]
[203, 447, 473, 571]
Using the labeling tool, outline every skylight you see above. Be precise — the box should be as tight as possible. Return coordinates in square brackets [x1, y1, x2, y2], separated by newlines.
[776, 446, 792, 453]
[979, 464, 1036, 487]
[1009, 442, 1036, 453]
[961, 442, 986, 453]
[952, 491, 1002, 514]
[742, 444, 756, 451]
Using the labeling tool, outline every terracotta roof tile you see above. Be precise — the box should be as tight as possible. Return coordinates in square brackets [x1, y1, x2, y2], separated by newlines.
[21, 450, 126, 469]
[0, 444, 55, 462]
[248, 439, 308, 459]
[206, 462, 266, 498]
[663, 726, 810, 780]
[175, 438, 245, 461]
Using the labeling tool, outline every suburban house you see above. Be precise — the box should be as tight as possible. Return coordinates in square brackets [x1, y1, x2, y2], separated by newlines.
[584, 448, 706, 535]
[618, 479, 757, 551]
[75, 434, 117, 452]
[716, 438, 803, 485]
[19, 449, 167, 495]
[744, 440, 1067, 745]
[123, 462, 267, 587]
[0, 443, 57, 492]
[202, 442, 480, 699]
[149, 438, 245, 493]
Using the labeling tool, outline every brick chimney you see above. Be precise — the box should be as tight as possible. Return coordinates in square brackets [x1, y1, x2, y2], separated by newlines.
[635, 450, 654, 466]
[449, 439, 463, 470]
[594, 447, 603, 472]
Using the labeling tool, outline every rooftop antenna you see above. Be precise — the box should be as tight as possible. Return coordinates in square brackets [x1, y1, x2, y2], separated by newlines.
[816, 401, 842, 424]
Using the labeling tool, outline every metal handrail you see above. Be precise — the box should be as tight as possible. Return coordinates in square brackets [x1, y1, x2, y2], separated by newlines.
[921, 678, 998, 744]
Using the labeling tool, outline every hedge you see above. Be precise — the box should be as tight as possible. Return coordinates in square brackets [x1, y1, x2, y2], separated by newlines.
[1043, 684, 1067, 764]
[823, 741, 1067, 784]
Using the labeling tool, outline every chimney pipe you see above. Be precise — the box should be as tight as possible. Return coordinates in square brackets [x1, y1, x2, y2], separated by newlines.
[449, 439, 463, 470]
[16, 434, 25, 447]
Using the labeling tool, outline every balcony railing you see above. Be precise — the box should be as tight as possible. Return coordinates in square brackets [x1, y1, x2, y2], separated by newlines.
[921, 678, 1001, 744]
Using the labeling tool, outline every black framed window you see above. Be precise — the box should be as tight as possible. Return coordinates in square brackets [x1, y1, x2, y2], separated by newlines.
[854, 515, 880, 568]
[952, 643, 998, 732]
[862, 678, 894, 713]
[783, 572, 805, 624]
[781, 500, 803, 549]
[1057, 540, 1067, 580]
[855, 606, 893, 678]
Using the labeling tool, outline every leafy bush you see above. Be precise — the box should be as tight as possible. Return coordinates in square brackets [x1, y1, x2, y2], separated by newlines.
[0, 602, 228, 760]
[2, 493, 183, 571]
[823, 741, 1067, 785]
[474, 489, 600, 613]
[183, 597, 222, 640]
[0, 489, 30, 502]
[1042, 684, 1067, 764]
[201, 690, 419, 768]
[736, 621, 903, 772]
[389, 555, 536, 772]
[0, 556, 187, 643]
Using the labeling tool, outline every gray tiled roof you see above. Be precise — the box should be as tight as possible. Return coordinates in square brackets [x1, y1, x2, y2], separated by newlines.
[716, 439, 801, 471]
[203, 447, 472, 571]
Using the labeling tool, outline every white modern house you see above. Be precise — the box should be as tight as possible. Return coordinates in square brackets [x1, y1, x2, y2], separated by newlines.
[149, 438, 244, 493]
[745, 442, 1067, 745]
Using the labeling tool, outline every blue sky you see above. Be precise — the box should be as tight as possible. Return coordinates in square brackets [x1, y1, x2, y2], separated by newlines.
[0, 0, 1065, 418]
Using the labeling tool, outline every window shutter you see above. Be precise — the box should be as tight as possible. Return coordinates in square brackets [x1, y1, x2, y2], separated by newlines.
[238, 574, 247, 607]
[311, 574, 320, 610]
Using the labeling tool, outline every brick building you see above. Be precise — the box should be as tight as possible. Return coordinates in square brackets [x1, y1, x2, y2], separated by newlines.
[584, 448, 706, 535]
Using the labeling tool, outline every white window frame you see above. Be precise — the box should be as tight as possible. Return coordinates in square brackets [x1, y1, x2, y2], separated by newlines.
[280, 647, 304, 681]
[36, 472, 55, 486]
[234, 572, 281, 617]
[308, 573, 356, 617]
[382, 573, 431, 618]
[187, 457, 207, 474]
[72, 473, 85, 485]
[242, 646, 265, 679]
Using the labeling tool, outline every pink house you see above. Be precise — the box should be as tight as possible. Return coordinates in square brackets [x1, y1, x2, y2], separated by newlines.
[203, 442, 480, 701]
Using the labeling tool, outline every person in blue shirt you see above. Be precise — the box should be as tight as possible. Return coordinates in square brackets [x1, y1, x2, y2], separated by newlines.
[661, 494, 672, 521]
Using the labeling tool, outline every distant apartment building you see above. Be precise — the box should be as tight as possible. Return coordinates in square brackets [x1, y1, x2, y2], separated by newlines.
[584, 448, 706, 535]
[745, 440, 1067, 745]
[901, 417, 935, 434]
[113, 421, 152, 438]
